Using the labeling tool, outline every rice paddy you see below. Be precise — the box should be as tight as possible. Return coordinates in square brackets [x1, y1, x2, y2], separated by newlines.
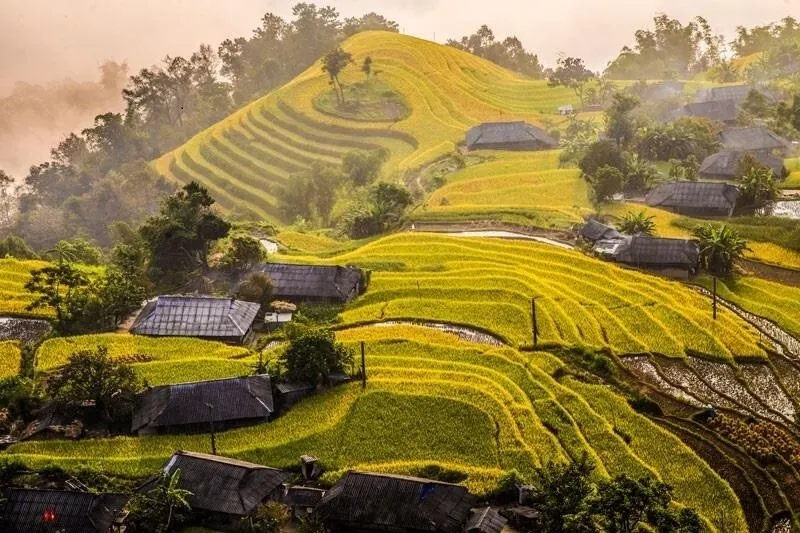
[153, 31, 579, 222]
[5, 325, 746, 531]
[0, 259, 54, 318]
[0, 341, 21, 379]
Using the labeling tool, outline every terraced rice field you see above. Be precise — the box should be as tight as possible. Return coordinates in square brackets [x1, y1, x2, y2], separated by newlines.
[153, 31, 580, 222]
[36, 334, 253, 385]
[0, 259, 53, 318]
[285, 233, 765, 360]
[6, 326, 746, 531]
[698, 276, 800, 342]
[416, 151, 591, 229]
[0, 341, 21, 378]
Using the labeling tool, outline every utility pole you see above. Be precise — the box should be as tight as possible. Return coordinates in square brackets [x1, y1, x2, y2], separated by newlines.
[531, 297, 539, 348]
[712, 277, 718, 321]
[205, 402, 217, 455]
[361, 341, 367, 389]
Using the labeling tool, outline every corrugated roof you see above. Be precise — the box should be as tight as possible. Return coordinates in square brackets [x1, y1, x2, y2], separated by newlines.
[614, 236, 699, 267]
[160, 451, 290, 516]
[699, 150, 785, 179]
[682, 100, 738, 122]
[580, 219, 623, 242]
[719, 126, 790, 152]
[465, 121, 558, 150]
[466, 507, 508, 533]
[131, 296, 259, 339]
[261, 263, 362, 302]
[317, 471, 474, 533]
[132, 375, 273, 432]
[2, 489, 127, 533]
[646, 181, 739, 211]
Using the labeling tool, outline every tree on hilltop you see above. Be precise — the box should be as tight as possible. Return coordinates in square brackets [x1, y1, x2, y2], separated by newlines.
[548, 56, 595, 109]
[322, 47, 353, 104]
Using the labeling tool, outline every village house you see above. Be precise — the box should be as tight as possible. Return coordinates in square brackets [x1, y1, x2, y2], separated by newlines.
[145, 451, 290, 530]
[718, 126, 792, 155]
[131, 295, 260, 344]
[695, 84, 773, 105]
[579, 219, 623, 243]
[315, 470, 478, 533]
[465, 121, 558, 151]
[131, 375, 274, 435]
[679, 100, 738, 124]
[611, 236, 700, 279]
[261, 263, 364, 304]
[646, 181, 740, 217]
[1, 488, 128, 533]
[699, 150, 786, 180]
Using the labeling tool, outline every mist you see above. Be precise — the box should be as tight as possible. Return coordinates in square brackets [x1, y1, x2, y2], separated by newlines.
[0, 0, 797, 176]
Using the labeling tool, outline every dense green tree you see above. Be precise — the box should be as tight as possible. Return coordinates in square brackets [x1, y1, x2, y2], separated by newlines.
[342, 149, 388, 186]
[343, 13, 399, 36]
[0, 169, 13, 227]
[281, 328, 354, 386]
[605, 92, 640, 148]
[47, 347, 141, 423]
[322, 47, 353, 104]
[623, 154, 657, 194]
[447, 25, 544, 78]
[224, 235, 266, 271]
[236, 272, 274, 311]
[618, 211, 656, 235]
[0, 236, 38, 260]
[560, 119, 599, 163]
[52, 237, 103, 265]
[587, 165, 625, 202]
[738, 163, 779, 208]
[139, 182, 231, 290]
[530, 455, 596, 533]
[25, 260, 92, 332]
[548, 57, 595, 108]
[635, 117, 719, 162]
[373, 182, 412, 226]
[279, 161, 344, 224]
[693, 224, 749, 276]
[126, 469, 192, 533]
[579, 140, 627, 178]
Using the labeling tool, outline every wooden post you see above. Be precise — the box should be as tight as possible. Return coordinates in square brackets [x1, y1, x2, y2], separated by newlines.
[531, 298, 539, 348]
[361, 341, 367, 389]
[713, 277, 718, 321]
[205, 402, 217, 455]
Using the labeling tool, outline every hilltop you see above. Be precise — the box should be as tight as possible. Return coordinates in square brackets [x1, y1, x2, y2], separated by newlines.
[153, 31, 581, 222]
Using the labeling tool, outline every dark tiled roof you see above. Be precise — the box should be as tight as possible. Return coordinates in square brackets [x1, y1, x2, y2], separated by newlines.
[580, 219, 623, 242]
[317, 471, 474, 533]
[283, 486, 326, 508]
[276, 382, 315, 394]
[682, 100, 738, 122]
[614, 236, 699, 268]
[466, 507, 508, 533]
[160, 451, 290, 516]
[2, 489, 128, 533]
[261, 263, 362, 302]
[646, 181, 739, 211]
[466, 121, 558, 150]
[719, 127, 791, 152]
[131, 296, 259, 339]
[131, 375, 273, 432]
[699, 150, 785, 179]
[701, 85, 754, 104]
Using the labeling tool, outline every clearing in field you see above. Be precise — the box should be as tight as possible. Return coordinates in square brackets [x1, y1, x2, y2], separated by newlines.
[5, 326, 746, 532]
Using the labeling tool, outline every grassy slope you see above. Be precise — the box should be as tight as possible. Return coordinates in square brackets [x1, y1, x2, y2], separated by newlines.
[6, 325, 746, 531]
[0, 341, 21, 378]
[281, 233, 764, 361]
[153, 31, 580, 222]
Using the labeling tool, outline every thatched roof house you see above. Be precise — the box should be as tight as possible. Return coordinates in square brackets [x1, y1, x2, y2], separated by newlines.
[646, 181, 740, 217]
[465, 121, 558, 151]
[152, 451, 289, 518]
[131, 296, 260, 344]
[132, 375, 274, 435]
[681, 100, 738, 124]
[612, 236, 699, 279]
[2, 489, 128, 533]
[579, 219, 623, 243]
[261, 263, 363, 303]
[718, 126, 791, 154]
[699, 150, 786, 180]
[316, 471, 474, 533]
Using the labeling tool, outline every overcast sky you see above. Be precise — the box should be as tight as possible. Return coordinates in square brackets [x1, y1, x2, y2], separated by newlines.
[1, 0, 798, 94]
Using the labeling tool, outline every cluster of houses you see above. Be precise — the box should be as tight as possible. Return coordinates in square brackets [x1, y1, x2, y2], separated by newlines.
[0, 451, 511, 533]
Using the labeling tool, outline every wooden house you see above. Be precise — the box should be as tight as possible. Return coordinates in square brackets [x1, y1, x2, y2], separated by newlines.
[131, 375, 274, 435]
[718, 126, 791, 155]
[316, 471, 475, 533]
[261, 263, 364, 304]
[699, 150, 785, 180]
[1, 488, 128, 533]
[611, 236, 699, 279]
[131, 295, 260, 344]
[646, 181, 740, 217]
[465, 121, 558, 151]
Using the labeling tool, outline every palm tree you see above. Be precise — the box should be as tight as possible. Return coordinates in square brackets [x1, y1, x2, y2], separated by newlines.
[618, 210, 656, 236]
[692, 224, 750, 276]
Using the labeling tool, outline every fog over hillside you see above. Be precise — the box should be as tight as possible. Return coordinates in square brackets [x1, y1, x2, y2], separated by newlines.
[0, 0, 796, 176]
